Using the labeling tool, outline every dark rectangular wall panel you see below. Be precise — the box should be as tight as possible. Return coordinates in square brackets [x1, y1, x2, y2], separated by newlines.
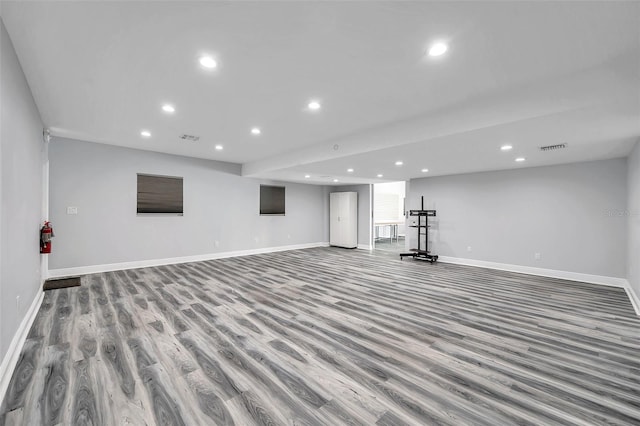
[260, 185, 285, 215]
[137, 174, 183, 214]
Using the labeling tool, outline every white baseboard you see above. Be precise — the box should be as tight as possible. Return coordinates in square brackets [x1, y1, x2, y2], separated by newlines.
[437, 256, 640, 316]
[437, 256, 628, 288]
[623, 283, 640, 316]
[357, 244, 372, 250]
[48, 242, 330, 278]
[0, 289, 44, 405]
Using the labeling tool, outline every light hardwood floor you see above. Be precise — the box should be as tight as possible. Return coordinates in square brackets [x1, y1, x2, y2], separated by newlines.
[1, 247, 639, 425]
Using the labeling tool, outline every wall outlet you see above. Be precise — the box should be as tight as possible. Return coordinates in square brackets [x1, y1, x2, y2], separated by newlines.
[535, 252, 541, 260]
[287, 234, 291, 239]
[214, 240, 219, 247]
[67, 206, 78, 215]
[467, 246, 472, 252]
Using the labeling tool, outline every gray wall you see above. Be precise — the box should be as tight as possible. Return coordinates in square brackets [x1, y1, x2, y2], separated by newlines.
[628, 141, 640, 297]
[0, 20, 45, 363]
[408, 159, 627, 278]
[49, 138, 327, 269]
[331, 184, 371, 248]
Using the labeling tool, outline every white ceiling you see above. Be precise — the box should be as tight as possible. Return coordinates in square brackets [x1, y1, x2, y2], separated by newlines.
[2, 1, 639, 185]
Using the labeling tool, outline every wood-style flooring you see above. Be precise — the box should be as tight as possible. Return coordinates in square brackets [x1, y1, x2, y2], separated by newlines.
[1, 247, 639, 425]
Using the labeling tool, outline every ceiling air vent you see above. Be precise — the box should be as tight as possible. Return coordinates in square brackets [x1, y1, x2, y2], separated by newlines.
[179, 134, 200, 142]
[539, 143, 567, 152]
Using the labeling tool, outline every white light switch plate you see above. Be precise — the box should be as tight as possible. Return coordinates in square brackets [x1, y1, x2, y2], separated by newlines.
[67, 206, 78, 215]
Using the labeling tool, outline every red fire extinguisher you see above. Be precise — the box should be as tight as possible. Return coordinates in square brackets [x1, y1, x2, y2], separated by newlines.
[40, 221, 54, 254]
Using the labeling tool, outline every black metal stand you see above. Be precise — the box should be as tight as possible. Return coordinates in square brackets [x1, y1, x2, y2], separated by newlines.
[400, 196, 439, 263]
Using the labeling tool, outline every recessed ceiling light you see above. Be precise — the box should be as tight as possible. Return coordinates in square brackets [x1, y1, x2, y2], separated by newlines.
[251, 127, 261, 135]
[199, 56, 217, 69]
[347, 168, 354, 173]
[515, 157, 526, 162]
[501, 145, 513, 151]
[140, 130, 151, 137]
[428, 42, 448, 57]
[395, 161, 403, 166]
[304, 174, 311, 178]
[377, 174, 383, 178]
[308, 100, 321, 110]
[215, 144, 223, 151]
[421, 168, 429, 173]
[162, 104, 175, 113]
[333, 179, 339, 183]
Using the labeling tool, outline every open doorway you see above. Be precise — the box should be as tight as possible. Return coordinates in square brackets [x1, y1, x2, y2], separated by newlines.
[373, 181, 406, 253]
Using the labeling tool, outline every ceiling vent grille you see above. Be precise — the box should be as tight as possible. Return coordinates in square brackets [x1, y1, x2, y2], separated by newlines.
[539, 143, 567, 152]
[179, 134, 200, 142]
